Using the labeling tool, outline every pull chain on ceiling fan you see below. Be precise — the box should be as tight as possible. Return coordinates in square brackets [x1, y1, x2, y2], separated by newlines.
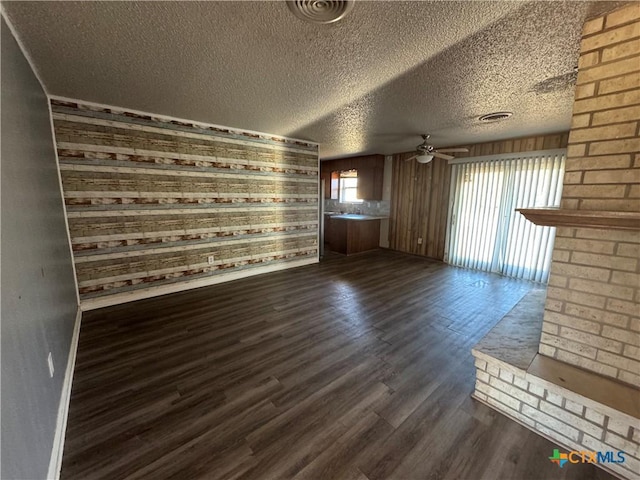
[405, 134, 469, 164]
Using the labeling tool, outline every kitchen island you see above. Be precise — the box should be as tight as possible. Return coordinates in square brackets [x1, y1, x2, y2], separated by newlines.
[325, 213, 386, 255]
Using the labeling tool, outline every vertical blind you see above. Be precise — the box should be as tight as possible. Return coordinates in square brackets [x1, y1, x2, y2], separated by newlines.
[445, 150, 565, 283]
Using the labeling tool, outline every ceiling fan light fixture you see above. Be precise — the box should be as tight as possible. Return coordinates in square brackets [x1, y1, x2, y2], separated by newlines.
[416, 154, 434, 164]
[286, 0, 355, 24]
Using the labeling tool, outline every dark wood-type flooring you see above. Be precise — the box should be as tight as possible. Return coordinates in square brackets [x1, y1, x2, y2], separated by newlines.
[61, 250, 614, 480]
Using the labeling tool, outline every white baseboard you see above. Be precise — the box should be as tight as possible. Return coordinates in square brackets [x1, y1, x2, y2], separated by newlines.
[81, 257, 318, 311]
[47, 307, 82, 480]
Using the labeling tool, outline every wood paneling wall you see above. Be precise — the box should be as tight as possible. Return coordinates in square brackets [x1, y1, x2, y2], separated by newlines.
[389, 152, 451, 259]
[51, 99, 319, 306]
[389, 132, 569, 260]
[452, 132, 569, 159]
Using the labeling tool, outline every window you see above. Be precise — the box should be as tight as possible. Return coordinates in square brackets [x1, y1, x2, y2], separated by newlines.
[445, 150, 565, 283]
[339, 170, 363, 203]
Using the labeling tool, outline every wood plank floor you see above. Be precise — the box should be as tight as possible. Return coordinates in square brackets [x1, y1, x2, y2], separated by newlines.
[61, 250, 614, 480]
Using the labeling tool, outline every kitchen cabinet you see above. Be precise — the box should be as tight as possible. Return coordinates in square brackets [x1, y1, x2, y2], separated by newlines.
[356, 158, 383, 201]
[327, 215, 382, 255]
[323, 214, 334, 247]
[320, 154, 384, 200]
[320, 169, 331, 199]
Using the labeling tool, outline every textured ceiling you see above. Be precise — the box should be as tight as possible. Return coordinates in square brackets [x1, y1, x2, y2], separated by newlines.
[2, 1, 626, 159]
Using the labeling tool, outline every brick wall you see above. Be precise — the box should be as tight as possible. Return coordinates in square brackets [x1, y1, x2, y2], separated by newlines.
[474, 357, 640, 479]
[540, 4, 640, 387]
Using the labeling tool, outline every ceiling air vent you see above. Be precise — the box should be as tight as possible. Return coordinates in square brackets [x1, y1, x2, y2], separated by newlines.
[479, 112, 513, 123]
[287, 0, 355, 24]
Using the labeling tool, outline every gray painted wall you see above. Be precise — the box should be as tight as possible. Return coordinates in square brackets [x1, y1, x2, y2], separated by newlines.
[1, 17, 79, 480]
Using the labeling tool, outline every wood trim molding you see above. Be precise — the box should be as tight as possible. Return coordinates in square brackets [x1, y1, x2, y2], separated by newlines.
[447, 148, 566, 165]
[517, 208, 640, 231]
[47, 307, 82, 480]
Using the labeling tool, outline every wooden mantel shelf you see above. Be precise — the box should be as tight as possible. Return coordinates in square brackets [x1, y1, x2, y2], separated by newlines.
[517, 208, 640, 231]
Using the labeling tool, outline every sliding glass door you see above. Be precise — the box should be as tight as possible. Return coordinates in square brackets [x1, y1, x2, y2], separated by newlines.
[445, 150, 565, 283]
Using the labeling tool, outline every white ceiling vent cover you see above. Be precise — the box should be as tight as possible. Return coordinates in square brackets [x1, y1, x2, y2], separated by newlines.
[287, 0, 355, 24]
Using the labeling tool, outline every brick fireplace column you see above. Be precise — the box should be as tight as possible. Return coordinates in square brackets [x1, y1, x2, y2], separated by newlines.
[472, 6, 640, 479]
[538, 3, 640, 388]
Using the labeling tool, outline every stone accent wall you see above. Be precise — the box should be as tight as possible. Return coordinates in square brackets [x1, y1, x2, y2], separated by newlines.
[540, 4, 640, 387]
[51, 99, 319, 307]
[474, 357, 640, 480]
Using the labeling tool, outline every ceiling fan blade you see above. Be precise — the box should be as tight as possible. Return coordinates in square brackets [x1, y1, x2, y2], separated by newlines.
[433, 151, 454, 161]
[405, 154, 418, 162]
[437, 148, 469, 153]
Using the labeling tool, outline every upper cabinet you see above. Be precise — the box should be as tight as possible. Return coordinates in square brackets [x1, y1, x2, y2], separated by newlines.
[356, 155, 384, 201]
[320, 154, 384, 201]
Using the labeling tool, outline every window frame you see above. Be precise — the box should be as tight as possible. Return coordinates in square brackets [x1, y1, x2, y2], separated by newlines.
[338, 169, 363, 204]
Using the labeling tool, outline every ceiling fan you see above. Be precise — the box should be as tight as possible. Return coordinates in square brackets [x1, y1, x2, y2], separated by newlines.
[405, 134, 469, 164]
